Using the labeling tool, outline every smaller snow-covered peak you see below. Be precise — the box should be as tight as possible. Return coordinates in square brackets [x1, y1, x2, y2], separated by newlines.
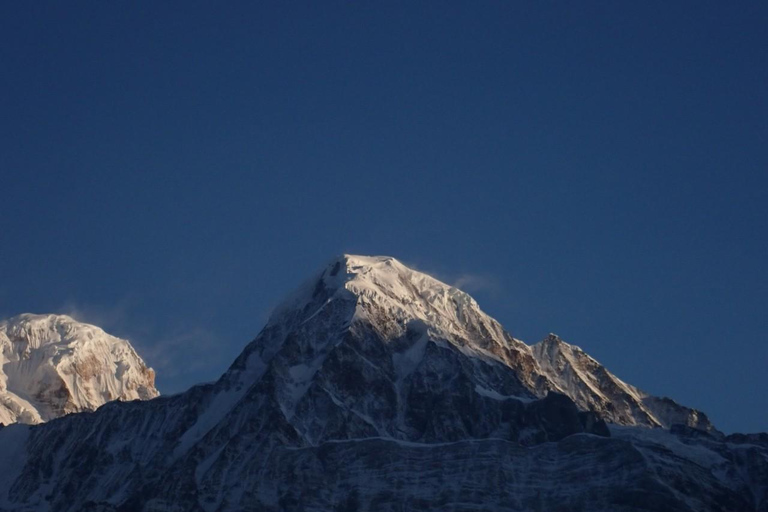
[0, 313, 158, 425]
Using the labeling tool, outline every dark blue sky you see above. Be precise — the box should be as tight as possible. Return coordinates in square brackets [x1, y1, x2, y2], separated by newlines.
[1, 2, 766, 433]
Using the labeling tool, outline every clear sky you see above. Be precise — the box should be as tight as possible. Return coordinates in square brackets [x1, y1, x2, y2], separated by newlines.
[1, 2, 766, 433]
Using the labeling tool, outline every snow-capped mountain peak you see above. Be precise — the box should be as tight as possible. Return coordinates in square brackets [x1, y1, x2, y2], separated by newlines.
[259, 255, 714, 432]
[0, 313, 158, 425]
[274, 255, 478, 317]
[271, 254, 524, 358]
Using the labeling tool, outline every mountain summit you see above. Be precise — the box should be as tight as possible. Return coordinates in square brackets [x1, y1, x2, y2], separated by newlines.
[251, 254, 713, 434]
[0, 256, 764, 512]
[0, 313, 158, 426]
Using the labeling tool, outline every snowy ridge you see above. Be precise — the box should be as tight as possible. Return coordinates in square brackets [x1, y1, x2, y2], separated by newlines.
[0, 313, 158, 425]
[532, 333, 715, 430]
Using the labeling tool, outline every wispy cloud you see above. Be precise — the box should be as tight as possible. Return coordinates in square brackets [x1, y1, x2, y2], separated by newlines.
[55, 299, 233, 393]
[397, 258, 503, 297]
[450, 273, 502, 294]
[140, 326, 230, 379]
[59, 298, 136, 333]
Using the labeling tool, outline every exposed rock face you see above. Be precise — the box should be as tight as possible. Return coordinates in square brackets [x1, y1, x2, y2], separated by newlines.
[0, 256, 763, 512]
[0, 314, 158, 426]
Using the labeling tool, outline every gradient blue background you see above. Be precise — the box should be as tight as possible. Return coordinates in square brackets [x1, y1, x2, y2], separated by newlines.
[1, 2, 766, 433]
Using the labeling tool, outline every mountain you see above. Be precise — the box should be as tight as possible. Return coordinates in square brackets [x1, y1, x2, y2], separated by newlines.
[0, 255, 764, 512]
[0, 314, 158, 426]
